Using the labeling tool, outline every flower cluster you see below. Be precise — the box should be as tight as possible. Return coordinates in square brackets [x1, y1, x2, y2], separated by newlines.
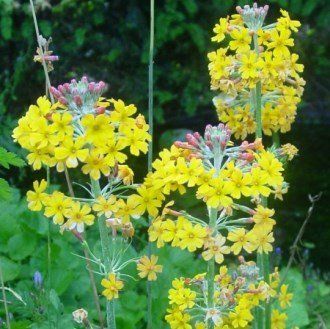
[142, 124, 288, 260]
[13, 76, 162, 303]
[13, 77, 151, 233]
[136, 122, 295, 326]
[165, 259, 292, 328]
[208, 5, 305, 138]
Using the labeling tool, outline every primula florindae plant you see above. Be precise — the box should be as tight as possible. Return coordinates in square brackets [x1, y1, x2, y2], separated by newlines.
[141, 3, 302, 329]
[12, 77, 163, 328]
[12, 2, 305, 328]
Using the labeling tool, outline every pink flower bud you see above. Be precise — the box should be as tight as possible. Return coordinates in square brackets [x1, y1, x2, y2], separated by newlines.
[88, 82, 96, 92]
[59, 96, 68, 105]
[74, 95, 83, 106]
[81, 76, 88, 84]
[96, 107, 105, 114]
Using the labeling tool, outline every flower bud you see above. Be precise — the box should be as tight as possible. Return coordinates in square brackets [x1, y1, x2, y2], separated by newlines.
[72, 308, 88, 324]
[33, 271, 43, 289]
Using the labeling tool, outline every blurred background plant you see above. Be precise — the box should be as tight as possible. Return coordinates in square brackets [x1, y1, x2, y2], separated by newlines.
[0, 0, 329, 328]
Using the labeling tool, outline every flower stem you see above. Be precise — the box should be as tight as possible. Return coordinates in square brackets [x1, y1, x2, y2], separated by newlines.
[90, 178, 116, 329]
[252, 32, 271, 329]
[147, 0, 155, 328]
[207, 207, 217, 329]
[0, 260, 11, 329]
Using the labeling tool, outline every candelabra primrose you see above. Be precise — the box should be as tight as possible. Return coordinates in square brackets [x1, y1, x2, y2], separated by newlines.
[208, 5, 305, 139]
[136, 123, 295, 328]
[12, 77, 162, 328]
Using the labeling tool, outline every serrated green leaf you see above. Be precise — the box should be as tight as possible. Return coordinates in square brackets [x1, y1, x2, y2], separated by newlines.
[8, 232, 38, 261]
[0, 147, 25, 169]
[0, 256, 20, 282]
[0, 177, 11, 200]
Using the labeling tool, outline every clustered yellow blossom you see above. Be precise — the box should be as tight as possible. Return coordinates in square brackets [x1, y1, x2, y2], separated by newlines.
[208, 7, 305, 139]
[13, 77, 151, 233]
[136, 125, 285, 260]
[13, 77, 156, 302]
[165, 259, 291, 328]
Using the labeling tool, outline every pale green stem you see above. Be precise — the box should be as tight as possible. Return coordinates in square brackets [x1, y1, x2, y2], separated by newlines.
[147, 0, 155, 328]
[253, 32, 271, 329]
[207, 147, 222, 329]
[90, 178, 116, 329]
[0, 260, 10, 329]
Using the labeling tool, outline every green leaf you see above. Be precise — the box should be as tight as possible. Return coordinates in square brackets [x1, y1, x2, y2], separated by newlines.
[282, 269, 310, 327]
[0, 177, 11, 200]
[8, 232, 38, 261]
[0, 13, 12, 40]
[49, 289, 61, 310]
[0, 147, 25, 169]
[301, 0, 318, 16]
[0, 256, 20, 282]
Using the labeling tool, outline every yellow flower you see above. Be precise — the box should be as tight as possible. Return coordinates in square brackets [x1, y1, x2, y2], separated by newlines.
[177, 222, 207, 252]
[121, 127, 150, 156]
[278, 284, 293, 309]
[278, 9, 301, 32]
[109, 99, 136, 126]
[117, 165, 134, 185]
[202, 234, 230, 264]
[256, 151, 284, 187]
[250, 167, 271, 197]
[81, 149, 111, 180]
[148, 219, 166, 248]
[229, 169, 251, 199]
[81, 113, 112, 145]
[114, 197, 141, 223]
[64, 202, 95, 233]
[267, 27, 294, 58]
[271, 309, 287, 329]
[44, 191, 73, 225]
[54, 137, 89, 168]
[137, 255, 163, 281]
[26, 179, 48, 211]
[101, 139, 127, 166]
[51, 112, 73, 140]
[211, 17, 228, 43]
[227, 228, 254, 255]
[252, 205, 276, 231]
[239, 51, 262, 80]
[92, 195, 117, 218]
[200, 178, 233, 209]
[250, 228, 274, 254]
[129, 186, 162, 217]
[101, 273, 124, 300]
[229, 306, 253, 328]
[229, 28, 251, 53]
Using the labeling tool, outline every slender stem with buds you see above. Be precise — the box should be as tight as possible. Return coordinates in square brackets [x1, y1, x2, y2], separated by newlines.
[90, 178, 116, 329]
[29, 2, 104, 326]
[207, 147, 222, 329]
[252, 32, 271, 329]
[147, 0, 155, 328]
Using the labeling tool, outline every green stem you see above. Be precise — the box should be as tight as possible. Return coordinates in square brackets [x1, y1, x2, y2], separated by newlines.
[253, 32, 271, 329]
[147, 1, 155, 328]
[0, 260, 11, 329]
[272, 131, 280, 148]
[207, 208, 217, 329]
[90, 178, 116, 329]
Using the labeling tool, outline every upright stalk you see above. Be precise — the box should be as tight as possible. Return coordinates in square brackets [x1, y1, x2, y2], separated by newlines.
[90, 178, 116, 329]
[0, 260, 11, 329]
[29, 2, 104, 326]
[147, 0, 155, 328]
[207, 147, 222, 329]
[252, 32, 271, 329]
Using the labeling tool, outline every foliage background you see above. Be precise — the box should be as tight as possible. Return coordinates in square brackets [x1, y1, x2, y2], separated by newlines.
[0, 0, 329, 328]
